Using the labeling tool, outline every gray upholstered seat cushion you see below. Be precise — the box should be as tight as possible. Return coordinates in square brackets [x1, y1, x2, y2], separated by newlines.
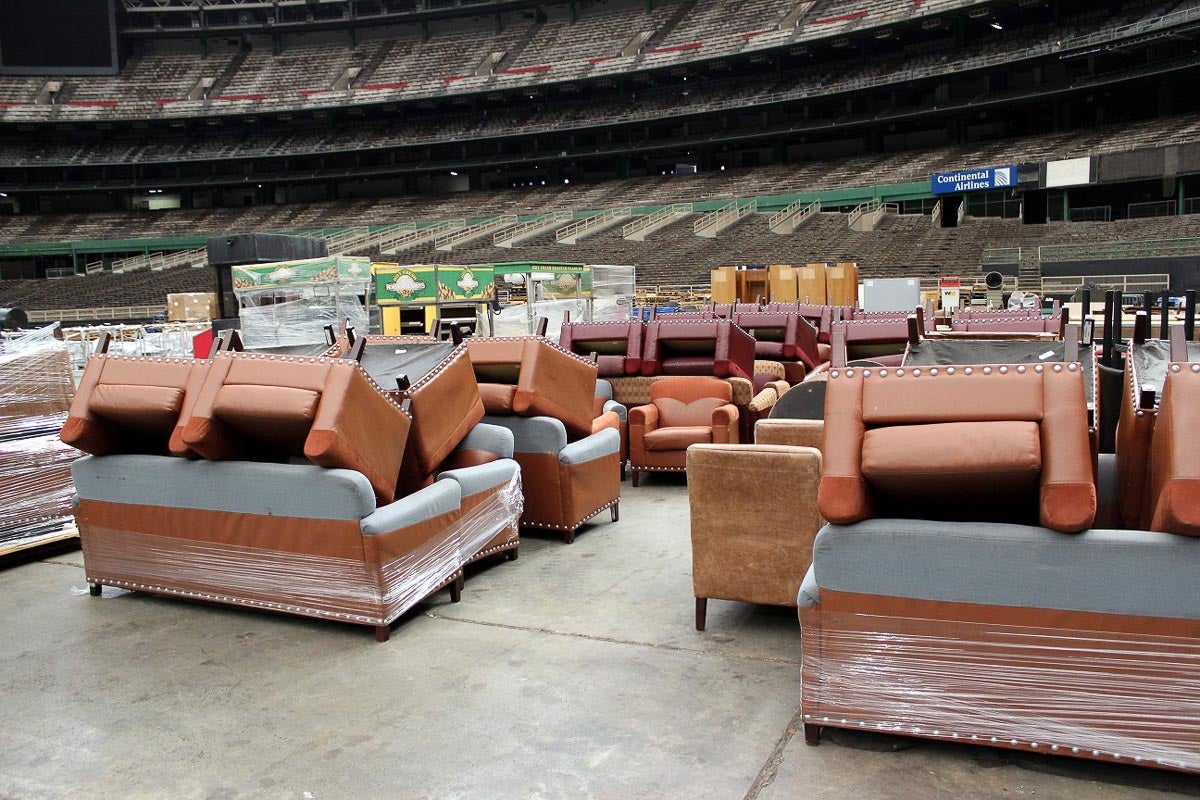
[71, 454, 376, 520]
[798, 563, 820, 608]
[481, 414, 568, 455]
[361, 480, 460, 535]
[456, 423, 515, 460]
[812, 519, 1200, 620]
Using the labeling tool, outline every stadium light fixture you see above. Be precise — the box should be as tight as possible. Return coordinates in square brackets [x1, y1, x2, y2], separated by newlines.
[450, 171, 458, 176]
[990, 22, 1003, 29]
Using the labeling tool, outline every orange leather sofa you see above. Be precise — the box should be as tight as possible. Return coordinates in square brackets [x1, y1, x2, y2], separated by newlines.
[1142, 350, 1200, 536]
[66, 348, 523, 641]
[628, 377, 739, 486]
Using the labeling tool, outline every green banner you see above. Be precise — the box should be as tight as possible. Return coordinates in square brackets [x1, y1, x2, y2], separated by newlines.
[231, 256, 370, 289]
[374, 265, 438, 303]
[374, 264, 495, 304]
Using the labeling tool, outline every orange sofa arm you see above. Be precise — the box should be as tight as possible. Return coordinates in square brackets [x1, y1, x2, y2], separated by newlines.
[711, 404, 740, 444]
[816, 371, 870, 525]
[628, 403, 659, 464]
[1038, 367, 1097, 533]
[592, 410, 621, 436]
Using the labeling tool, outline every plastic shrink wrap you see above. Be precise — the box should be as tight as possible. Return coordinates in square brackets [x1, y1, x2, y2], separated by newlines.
[0, 325, 79, 555]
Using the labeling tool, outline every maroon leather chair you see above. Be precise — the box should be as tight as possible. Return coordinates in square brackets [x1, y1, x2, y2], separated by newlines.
[641, 319, 755, 381]
[558, 321, 644, 377]
[734, 312, 821, 370]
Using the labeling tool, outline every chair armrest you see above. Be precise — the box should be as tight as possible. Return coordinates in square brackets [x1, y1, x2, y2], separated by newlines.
[748, 387, 778, 414]
[629, 403, 659, 432]
[755, 419, 824, 451]
[481, 414, 568, 455]
[592, 410, 621, 436]
[361, 479, 461, 535]
[439, 458, 520, 497]
[559, 428, 620, 465]
[712, 404, 740, 444]
[456, 423, 515, 460]
[602, 399, 628, 423]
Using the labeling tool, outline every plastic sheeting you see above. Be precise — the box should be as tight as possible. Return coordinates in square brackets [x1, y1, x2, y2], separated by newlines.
[0, 325, 79, 553]
[801, 609, 1200, 773]
[238, 292, 369, 350]
[81, 469, 522, 629]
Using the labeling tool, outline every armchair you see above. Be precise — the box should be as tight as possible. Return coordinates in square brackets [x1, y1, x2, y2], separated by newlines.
[819, 362, 1096, 533]
[640, 319, 755, 380]
[629, 377, 739, 486]
[595, 379, 629, 480]
[687, 443, 822, 630]
[558, 320, 644, 377]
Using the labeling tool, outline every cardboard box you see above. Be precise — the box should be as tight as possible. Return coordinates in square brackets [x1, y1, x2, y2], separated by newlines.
[826, 262, 859, 308]
[798, 263, 828, 305]
[167, 292, 218, 322]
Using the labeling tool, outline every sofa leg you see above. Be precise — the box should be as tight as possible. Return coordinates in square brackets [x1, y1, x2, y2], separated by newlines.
[620, 462, 627, 481]
[450, 573, 464, 603]
[563, 528, 576, 545]
[506, 547, 519, 561]
[695, 597, 707, 631]
[631, 470, 640, 487]
[804, 724, 821, 746]
[374, 625, 391, 643]
[610, 502, 620, 523]
[88, 583, 102, 597]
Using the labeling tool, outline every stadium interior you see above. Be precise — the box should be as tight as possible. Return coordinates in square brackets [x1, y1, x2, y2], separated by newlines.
[3, 1, 1200, 798]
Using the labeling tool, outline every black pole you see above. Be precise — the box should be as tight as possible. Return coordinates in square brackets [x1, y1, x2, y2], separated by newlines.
[1112, 291, 1123, 354]
[1081, 289, 1091, 322]
[1144, 292, 1154, 319]
[1102, 290, 1115, 365]
[1186, 289, 1197, 342]
[1160, 291, 1171, 340]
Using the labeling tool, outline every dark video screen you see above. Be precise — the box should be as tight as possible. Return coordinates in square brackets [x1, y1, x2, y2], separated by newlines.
[0, 0, 118, 75]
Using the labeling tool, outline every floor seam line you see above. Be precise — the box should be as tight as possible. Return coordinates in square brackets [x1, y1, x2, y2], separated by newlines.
[424, 612, 802, 665]
[742, 705, 806, 800]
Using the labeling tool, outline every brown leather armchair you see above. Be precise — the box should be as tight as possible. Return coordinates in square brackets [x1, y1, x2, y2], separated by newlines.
[181, 351, 412, 505]
[688, 442, 822, 630]
[819, 362, 1096, 533]
[62, 353, 210, 458]
[629, 377, 739, 486]
[1145, 359, 1200, 535]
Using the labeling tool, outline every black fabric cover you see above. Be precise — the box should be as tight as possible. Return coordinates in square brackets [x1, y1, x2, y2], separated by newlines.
[246, 343, 334, 357]
[769, 382, 827, 421]
[905, 340, 1098, 407]
[359, 342, 456, 387]
[1131, 340, 1200, 404]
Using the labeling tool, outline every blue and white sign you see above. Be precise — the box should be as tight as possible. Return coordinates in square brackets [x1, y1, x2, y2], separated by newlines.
[931, 165, 1016, 195]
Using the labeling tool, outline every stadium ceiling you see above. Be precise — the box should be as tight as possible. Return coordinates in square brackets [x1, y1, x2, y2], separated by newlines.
[121, 0, 502, 11]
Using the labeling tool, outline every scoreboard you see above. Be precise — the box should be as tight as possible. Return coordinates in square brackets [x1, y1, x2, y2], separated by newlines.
[0, 0, 119, 76]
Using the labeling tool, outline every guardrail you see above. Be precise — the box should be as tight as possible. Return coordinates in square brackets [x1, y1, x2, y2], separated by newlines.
[982, 247, 1022, 266]
[1069, 205, 1112, 223]
[622, 204, 693, 241]
[848, 201, 894, 231]
[381, 219, 466, 253]
[768, 198, 819, 234]
[435, 215, 518, 252]
[494, 212, 573, 248]
[28, 305, 167, 323]
[1128, 200, 1176, 219]
[1040, 274, 1171, 295]
[694, 198, 757, 238]
[556, 208, 633, 244]
[1038, 237, 1200, 263]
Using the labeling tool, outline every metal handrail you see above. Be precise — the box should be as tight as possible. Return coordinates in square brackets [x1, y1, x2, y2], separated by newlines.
[556, 208, 633, 243]
[622, 204, 693, 238]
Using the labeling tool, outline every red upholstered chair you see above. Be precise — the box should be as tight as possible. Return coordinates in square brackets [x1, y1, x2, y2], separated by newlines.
[734, 311, 821, 371]
[628, 377, 739, 486]
[641, 319, 755, 380]
[829, 319, 913, 367]
[558, 321, 645, 377]
[818, 362, 1097, 533]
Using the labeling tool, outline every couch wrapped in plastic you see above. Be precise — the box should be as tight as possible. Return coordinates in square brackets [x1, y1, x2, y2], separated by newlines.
[466, 336, 621, 542]
[801, 360, 1200, 774]
[0, 325, 79, 556]
[64, 348, 522, 641]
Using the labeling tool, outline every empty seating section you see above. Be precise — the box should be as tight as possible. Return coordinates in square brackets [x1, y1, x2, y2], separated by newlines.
[0, 0, 1175, 120]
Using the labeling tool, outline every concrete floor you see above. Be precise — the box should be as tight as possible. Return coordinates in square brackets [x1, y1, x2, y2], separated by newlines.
[1, 478, 1197, 800]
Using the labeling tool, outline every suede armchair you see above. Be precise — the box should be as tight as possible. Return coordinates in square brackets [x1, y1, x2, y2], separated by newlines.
[687, 443, 823, 630]
[629, 377, 739, 486]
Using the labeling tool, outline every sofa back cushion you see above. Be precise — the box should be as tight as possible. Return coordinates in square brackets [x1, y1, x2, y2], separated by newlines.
[651, 377, 732, 428]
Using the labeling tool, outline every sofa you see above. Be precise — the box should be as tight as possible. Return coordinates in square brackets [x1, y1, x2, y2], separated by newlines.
[641, 319, 755, 381]
[558, 320, 644, 377]
[65, 348, 522, 641]
[800, 358, 1200, 773]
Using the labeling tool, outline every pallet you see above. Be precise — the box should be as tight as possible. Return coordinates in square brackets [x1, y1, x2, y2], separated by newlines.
[0, 522, 79, 562]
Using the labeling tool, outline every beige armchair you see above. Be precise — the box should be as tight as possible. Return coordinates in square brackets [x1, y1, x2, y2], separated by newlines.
[687, 440, 823, 630]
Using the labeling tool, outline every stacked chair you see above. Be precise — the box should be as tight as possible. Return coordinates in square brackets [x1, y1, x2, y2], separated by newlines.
[62, 333, 523, 642]
[466, 335, 621, 543]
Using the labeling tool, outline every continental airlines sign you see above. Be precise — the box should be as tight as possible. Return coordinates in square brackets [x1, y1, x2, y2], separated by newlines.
[931, 165, 1016, 195]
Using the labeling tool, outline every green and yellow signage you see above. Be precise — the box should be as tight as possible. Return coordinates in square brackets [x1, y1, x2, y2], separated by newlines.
[232, 256, 370, 289]
[373, 264, 495, 304]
